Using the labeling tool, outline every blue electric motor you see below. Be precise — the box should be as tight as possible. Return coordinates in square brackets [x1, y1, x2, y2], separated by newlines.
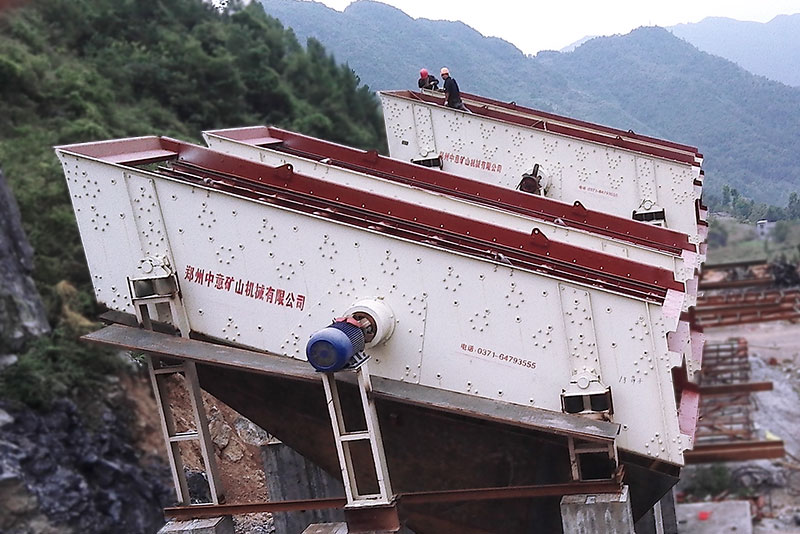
[306, 318, 366, 372]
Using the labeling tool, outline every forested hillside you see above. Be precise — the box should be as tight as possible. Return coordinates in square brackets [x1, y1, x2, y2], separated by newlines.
[536, 27, 800, 211]
[671, 14, 800, 87]
[0, 0, 385, 406]
[258, 0, 800, 210]
[0, 0, 385, 318]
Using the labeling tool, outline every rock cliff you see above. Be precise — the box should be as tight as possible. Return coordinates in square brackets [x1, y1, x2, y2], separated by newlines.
[0, 168, 172, 533]
[0, 168, 50, 359]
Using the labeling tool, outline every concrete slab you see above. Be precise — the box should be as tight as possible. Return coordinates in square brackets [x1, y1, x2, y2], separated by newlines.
[302, 524, 349, 534]
[158, 516, 234, 534]
[560, 485, 635, 534]
[676, 501, 752, 534]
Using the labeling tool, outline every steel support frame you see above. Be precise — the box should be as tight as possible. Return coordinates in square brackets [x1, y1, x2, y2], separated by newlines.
[148, 357, 224, 505]
[321, 362, 394, 506]
[131, 272, 224, 505]
[695, 290, 800, 327]
[689, 339, 785, 463]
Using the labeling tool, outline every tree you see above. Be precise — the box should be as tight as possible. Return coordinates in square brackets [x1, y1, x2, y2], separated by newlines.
[788, 192, 800, 220]
[721, 184, 731, 208]
[772, 220, 791, 243]
[706, 220, 728, 249]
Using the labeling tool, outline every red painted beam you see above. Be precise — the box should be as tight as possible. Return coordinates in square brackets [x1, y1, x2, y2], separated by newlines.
[391, 90, 700, 166]
[205, 126, 695, 255]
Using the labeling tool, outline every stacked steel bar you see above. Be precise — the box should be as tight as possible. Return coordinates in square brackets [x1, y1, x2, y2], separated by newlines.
[696, 260, 800, 327]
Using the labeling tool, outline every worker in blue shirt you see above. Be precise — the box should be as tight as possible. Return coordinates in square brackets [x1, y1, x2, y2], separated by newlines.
[440, 67, 468, 111]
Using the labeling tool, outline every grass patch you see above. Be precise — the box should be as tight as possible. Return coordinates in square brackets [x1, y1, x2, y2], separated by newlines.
[706, 216, 800, 264]
[0, 326, 126, 410]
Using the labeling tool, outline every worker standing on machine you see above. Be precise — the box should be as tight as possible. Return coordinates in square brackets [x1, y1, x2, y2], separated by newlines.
[440, 67, 468, 111]
[418, 68, 439, 90]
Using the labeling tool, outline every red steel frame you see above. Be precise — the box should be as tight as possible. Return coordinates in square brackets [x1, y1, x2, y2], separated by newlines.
[205, 126, 695, 256]
[57, 136, 684, 303]
[162, 477, 624, 522]
[454, 91, 701, 158]
[699, 259, 771, 291]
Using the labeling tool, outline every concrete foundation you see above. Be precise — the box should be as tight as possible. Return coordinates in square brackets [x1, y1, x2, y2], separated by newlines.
[158, 516, 234, 534]
[302, 524, 349, 534]
[560, 485, 635, 534]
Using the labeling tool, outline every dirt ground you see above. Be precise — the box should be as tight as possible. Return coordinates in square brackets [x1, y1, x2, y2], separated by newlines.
[122, 371, 274, 533]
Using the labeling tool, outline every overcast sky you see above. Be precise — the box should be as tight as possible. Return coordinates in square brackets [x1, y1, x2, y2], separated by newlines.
[312, 0, 800, 54]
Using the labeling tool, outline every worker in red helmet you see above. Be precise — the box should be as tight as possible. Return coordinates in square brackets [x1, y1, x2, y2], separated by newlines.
[418, 68, 439, 91]
[440, 67, 468, 111]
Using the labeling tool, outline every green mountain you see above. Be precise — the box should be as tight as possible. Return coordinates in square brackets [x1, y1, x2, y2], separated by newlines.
[670, 15, 800, 87]
[536, 27, 800, 209]
[258, 0, 800, 208]
[258, 0, 562, 102]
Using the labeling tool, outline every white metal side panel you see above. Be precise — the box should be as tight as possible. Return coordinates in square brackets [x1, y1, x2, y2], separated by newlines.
[413, 104, 437, 157]
[59, 151, 688, 464]
[58, 154, 159, 313]
[202, 134, 689, 284]
[585, 291, 686, 462]
[380, 94, 702, 243]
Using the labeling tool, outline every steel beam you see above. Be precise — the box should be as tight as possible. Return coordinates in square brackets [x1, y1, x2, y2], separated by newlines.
[684, 441, 785, 463]
[698, 278, 773, 291]
[698, 382, 773, 395]
[164, 479, 624, 521]
[702, 259, 768, 270]
[398, 479, 623, 505]
[164, 498, 347, 520]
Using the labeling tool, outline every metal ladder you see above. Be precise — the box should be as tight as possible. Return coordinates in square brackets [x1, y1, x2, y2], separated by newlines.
[148, 357, 224, 505]
[129, 272, 224, 505]
[321, 361, 393, 506]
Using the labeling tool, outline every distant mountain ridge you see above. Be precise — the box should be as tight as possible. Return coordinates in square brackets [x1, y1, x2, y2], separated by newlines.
[258, 0, 800, 207]
[670, 14, 800, 87]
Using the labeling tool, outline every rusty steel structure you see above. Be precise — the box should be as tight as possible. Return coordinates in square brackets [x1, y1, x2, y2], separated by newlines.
[698, 259, 771, 291]
[163, 476, 624, 522]
[696, 259, 800, 327]
[694, 289, 800, 328]
[686, 338, 785, 464]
